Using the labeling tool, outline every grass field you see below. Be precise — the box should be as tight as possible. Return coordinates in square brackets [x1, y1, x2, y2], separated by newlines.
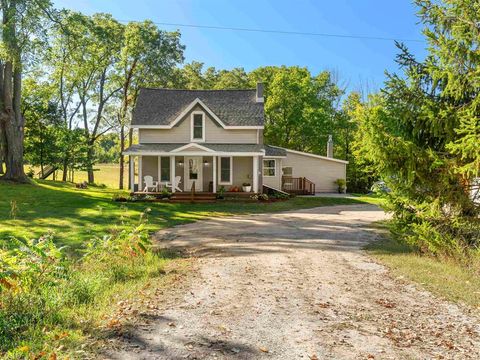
[27, 163, 126, 189]
[0, 179, 378, 251]
[366, 229, 480, 308]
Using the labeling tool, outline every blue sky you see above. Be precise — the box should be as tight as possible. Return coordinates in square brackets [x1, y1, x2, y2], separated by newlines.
[53, 0, 428, 92]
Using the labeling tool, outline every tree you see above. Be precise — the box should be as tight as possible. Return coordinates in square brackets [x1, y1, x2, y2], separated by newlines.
[0, 0, 52, 182]
[339, 92, 377, 192]
[356, 0, 480, 255]
[260, 66, 343, 154]
[213, 68, 249, 89]
[47, 10, 84, 180]
[22, 78, 63, 176]
[117, 20, 183, 189]
[53, 12, 123, 184]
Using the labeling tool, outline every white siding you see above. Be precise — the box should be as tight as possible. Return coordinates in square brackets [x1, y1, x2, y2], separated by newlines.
[282, 152, 346, 193]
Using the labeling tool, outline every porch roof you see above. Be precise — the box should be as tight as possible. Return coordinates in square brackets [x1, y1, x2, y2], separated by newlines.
[123, 143, 265, 156]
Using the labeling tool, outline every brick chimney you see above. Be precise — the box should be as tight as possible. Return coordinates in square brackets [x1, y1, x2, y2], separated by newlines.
[256, 82, 264, 103]
[327, 135, 334, 158]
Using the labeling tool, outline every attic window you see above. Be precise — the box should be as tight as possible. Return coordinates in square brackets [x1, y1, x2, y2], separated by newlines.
[191, 112, 205, 142]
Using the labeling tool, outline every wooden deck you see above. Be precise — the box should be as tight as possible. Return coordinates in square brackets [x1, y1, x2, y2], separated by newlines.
[282, 176, 316, 195]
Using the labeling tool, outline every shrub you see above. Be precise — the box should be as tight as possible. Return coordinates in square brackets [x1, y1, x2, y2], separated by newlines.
[217, 186, 226, 199]
[250, 193, 269, 201]
[334, 179, 346, 193]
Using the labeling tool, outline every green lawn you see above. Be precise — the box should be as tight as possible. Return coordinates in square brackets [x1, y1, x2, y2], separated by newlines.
[0, 180, 378, 251]
[366, 232, 480, 308]
[26, 163, 126, 189]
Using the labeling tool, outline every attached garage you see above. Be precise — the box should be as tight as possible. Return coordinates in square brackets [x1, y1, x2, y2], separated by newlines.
[281, 149, 347, 193]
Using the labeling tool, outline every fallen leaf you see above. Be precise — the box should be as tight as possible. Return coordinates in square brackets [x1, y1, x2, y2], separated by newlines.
[259, 347, 269, 353]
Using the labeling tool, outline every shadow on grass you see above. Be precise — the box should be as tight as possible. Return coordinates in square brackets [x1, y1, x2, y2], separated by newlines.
[1, 179, 378, 252]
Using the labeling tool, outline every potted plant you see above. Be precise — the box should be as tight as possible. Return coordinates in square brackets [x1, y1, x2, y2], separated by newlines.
[242, 182, 252, 192]
[334, 179, 347, 193]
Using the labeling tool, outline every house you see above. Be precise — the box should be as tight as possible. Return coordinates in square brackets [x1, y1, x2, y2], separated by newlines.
[123, 84, 348, 196]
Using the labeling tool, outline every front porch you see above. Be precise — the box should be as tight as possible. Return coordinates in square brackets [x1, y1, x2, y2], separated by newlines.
[128, 154, 260, 195]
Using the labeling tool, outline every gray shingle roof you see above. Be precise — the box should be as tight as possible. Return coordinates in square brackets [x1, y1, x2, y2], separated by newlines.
[124, 143, 265, 155]
[264, 145, 287, 157]
[132, 88, 264, 127]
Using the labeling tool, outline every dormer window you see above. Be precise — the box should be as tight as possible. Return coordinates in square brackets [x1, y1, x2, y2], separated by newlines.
[191, 111, 205, 142]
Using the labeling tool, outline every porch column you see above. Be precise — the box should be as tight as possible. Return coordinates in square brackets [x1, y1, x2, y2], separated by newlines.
[138, 155, 143, 192]
[157, 156, 161, 188]
[212, 156, 217, 193]
[170, 155, 176, 193]
[253, 156, 259, 193]
[129, 156, 134, 193]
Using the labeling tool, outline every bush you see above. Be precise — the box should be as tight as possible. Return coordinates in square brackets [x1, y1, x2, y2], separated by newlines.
[251, 193, 269, 201]
[334, 178, 346, 193]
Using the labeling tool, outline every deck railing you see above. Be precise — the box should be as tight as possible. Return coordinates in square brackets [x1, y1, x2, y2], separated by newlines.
[282, 176, 315, 195]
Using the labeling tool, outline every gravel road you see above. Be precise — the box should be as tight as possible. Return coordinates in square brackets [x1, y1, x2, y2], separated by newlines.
[108, 204, 480, 360]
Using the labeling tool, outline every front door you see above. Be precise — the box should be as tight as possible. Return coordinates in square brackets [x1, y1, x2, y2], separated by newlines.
[184, 156, 203, 191]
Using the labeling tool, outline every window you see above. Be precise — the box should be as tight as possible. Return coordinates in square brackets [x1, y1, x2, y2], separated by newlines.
[160, 157, 170, 182]
[282, 166, 293, 176]
[219, 156, 232, 184]
[191, 112, 204, 141]
[263, 159, 276, 177]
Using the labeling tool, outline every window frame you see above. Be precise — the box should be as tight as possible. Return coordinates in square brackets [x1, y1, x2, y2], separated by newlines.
[263, 159, 277, 177]
[190, 111, 205, 142]
[218, 156, 233, 185]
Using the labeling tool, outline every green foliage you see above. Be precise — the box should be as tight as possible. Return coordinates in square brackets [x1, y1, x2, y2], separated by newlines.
[334, 178, 346, 193]
[357, 0, 480, 257]
[0, 211, 158, 357]
[251, 193, 269, 201]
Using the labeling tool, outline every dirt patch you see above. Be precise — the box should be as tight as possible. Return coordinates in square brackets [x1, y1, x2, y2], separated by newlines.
[107, 204, 480, 359]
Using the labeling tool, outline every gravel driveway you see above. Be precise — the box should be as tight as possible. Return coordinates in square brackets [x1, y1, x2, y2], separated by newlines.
[109, 204, 480, 359]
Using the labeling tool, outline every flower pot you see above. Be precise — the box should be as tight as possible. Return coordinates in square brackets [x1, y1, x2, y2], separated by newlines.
[242, 186, 252, 192]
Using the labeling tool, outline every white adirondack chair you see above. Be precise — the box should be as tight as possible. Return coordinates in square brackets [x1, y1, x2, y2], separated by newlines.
[166, 176, 182, 192]
[143, 175, 158, 192]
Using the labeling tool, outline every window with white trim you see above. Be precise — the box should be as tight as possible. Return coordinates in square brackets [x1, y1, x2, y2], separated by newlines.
[263, 159, 276, 177]
[191, 112, 204, 141]
[219, 156, 232, 184]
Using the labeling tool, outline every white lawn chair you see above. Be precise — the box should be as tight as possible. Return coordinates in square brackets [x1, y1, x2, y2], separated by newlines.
[165, 176, 182, 192]
[143, 175, 158, 192]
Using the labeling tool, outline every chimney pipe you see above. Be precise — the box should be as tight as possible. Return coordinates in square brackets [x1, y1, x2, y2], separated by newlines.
[256, 82, 264, 103]
[327, 135, 334, 158]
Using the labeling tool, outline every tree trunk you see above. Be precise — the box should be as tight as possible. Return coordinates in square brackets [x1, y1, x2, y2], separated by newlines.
[127, 127, 133, 189]
[62, 158, 68, 181]
[1, 62, 28, 183]
[87, 142, 94, 183]
[119, 124, 125, 189]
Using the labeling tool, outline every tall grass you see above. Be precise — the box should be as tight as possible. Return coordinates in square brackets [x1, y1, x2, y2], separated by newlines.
[0, 210, 173, 359]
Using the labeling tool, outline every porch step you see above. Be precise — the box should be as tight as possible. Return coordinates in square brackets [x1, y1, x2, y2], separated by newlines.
[170, 192, 216, 203]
